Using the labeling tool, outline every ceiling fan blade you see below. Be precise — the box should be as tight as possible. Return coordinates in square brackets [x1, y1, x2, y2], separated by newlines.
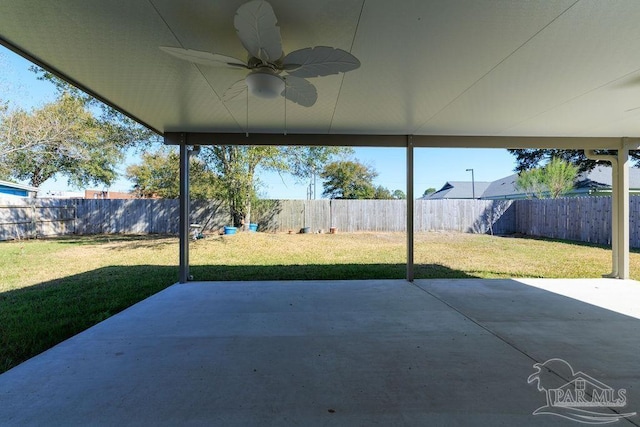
[234, 0, 282, 64]
[160, 46, 248, 68]
[223, 79, 248, 102]
[282, 46, 360, 78]
[282, 76, 317, 107]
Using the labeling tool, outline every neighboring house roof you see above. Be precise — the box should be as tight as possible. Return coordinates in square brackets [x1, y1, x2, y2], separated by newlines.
[422, 181, 491, 200]
[481, 170, 609, 200]
[426, 165, 640, 200]
[575, 165, 640, 189]
[0, 180, 38, 198]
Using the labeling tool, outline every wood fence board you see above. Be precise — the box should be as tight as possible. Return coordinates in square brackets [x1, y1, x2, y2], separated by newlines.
[2, 196, 640, 248]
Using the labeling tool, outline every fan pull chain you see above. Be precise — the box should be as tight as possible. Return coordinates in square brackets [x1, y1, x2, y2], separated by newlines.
[284, 82, 287, 135]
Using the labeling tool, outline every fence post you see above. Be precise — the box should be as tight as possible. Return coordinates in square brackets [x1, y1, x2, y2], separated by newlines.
[30, 200, 37, 238]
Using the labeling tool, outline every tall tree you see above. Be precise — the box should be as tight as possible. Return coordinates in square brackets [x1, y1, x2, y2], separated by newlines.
[508, 148, 640, 173]
[199, 146, 286, 228]
[284, 146, 352, 182]
[0, 66, 160, 189]
[126, 144, 349, 228]
[544, 157, 579, 198]
[126, 148, 220, 199]
[0, 101, 13, 179]
[321, 160, 377, 199]
[392, 189, 406, 200]
[201, 145, 351, 228]
[30, 66, 158, 151]
[516, 168, 546, 199]
[423, 187, 436, 197]
[0, 94, 123, 187]
[516, 157, 578, 199]
[373, 185, 393, 199]
[283, 146, 352, 199]
[372, 186, 405, 199]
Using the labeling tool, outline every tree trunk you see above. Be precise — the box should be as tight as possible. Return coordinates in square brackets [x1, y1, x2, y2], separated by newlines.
[230, 196, 251, 230]
[244, 202, 251, 232]
[232, 210, 244, 229]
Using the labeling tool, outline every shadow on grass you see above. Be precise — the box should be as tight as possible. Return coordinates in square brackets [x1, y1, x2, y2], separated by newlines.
[42, 234, 178, 250]
[502, 233, 640, 253]
[0, 262, 474, 375]
[191, 263, 479, 281]
[0, 265, 178, 375]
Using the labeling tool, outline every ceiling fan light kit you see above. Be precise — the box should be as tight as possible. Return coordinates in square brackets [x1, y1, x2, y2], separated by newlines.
[160, 0, 360, 107]
[245, 71, 285, 99]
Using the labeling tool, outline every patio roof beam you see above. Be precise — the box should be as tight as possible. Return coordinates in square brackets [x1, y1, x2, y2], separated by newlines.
[165, 132, 625, 150]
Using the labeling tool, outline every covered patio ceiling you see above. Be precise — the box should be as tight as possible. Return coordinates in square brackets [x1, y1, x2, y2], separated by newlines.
[3, 0, 640, 139]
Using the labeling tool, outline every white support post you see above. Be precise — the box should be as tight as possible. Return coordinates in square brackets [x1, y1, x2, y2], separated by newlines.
[618, 142, 630, 279]
[406, 136, 414, 282]
[585, 150, 618, 277]
[611, 159, 619, 278]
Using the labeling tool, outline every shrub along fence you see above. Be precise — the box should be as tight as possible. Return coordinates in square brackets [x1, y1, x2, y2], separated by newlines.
[0, 196, 637, 247]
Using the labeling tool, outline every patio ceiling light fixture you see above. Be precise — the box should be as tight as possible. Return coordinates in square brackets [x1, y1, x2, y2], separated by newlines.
[245, 70, 285, 99]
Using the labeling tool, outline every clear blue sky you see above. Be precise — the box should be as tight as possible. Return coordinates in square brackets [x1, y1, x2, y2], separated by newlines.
[1, 46, 517, 198]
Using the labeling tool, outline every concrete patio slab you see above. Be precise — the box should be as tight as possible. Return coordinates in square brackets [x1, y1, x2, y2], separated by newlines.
[0, 279, 639, 426]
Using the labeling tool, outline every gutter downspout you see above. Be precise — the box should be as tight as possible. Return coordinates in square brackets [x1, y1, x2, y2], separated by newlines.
[584, 150, 618, 278]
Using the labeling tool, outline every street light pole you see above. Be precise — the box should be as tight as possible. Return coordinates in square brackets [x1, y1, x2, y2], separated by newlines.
[466, 168, 475, 199]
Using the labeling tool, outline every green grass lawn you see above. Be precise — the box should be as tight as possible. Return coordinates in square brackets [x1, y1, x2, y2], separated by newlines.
[0, 231, 637, 374]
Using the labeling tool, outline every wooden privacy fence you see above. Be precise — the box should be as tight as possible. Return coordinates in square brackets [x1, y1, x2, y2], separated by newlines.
[75, 199, 229, 235]
[253, 199, 408, 232]
[0, 198, 76, 240]
[253, 199, 515, 234]
[1, 196, 639, 247]
[515, 196, 638, 246]
[0, 198, 229, 240]
[0, 198, 515, 239]
[416, 199, 515, 235]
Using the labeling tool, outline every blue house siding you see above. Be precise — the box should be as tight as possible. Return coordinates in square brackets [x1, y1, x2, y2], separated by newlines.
[0, 185, 29, 197]
[0, 181, 38, 198]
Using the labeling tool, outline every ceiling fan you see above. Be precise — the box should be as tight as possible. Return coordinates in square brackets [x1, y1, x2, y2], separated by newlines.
[161, 0, 360, 107]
